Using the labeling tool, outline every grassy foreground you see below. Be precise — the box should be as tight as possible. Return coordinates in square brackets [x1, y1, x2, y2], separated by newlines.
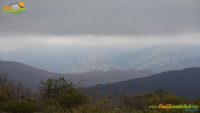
[0, 73, 199, 113]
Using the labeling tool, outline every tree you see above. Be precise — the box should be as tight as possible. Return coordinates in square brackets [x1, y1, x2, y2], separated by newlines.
[40, 77, 89, 110]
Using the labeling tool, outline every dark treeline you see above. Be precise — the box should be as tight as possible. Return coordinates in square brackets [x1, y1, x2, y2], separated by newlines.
[0, 73, 199, 113]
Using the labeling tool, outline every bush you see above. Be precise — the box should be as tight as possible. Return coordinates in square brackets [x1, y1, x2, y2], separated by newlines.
[40, 77, 89, 110]
[0, 90, 11, 106]
[2, 99, 44, 113]
[58, 90, 89, 110]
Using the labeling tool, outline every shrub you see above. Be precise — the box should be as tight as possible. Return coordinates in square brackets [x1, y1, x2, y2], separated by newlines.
[57, 89, 89, 110]
[2, 99, 44, 113]
[40, 77, 89, 110]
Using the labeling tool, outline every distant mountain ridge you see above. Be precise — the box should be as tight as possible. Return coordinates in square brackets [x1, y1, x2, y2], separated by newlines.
[0, 60, 56, 89]
[87, 68, 200, 99]
[1, 60, 200, 99]
[64, 69, 154, 86]
[115, 46, 200, 73]
[0, 60, 154, 89]
[1, 45, 200, 73]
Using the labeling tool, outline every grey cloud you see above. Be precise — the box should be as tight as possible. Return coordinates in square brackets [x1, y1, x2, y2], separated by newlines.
[0, 0, 199, 36]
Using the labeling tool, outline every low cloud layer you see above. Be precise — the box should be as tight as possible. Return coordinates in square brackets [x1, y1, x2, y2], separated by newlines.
[0, 33, 200, 52]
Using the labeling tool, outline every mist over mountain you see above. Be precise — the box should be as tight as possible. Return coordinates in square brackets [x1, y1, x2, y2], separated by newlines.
[115, 45, 200, 73]
[0, 60, 154, 88]
[0, 45, 200, 74]
[87, 68, 200, 99]
[0, 0, 199, 112]
[64, 69, 154, 86]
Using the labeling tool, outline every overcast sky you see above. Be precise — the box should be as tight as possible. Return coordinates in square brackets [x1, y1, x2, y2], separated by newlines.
[0, 0, 200, 51]
[0, 0, 199, 36]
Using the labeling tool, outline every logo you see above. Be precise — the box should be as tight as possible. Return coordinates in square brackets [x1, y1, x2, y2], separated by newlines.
[149, 104, 199, 112]
[2, 2, 26, 14]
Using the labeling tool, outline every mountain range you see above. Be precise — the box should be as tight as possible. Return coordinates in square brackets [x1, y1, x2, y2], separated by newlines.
[0, 45, 200, 73]
[87, 68, 200, 99]
[0, 60, 154, 88]
[64, 69, 154, 86]
[0, 60, 55, 89]
[0, 60, 199, 99]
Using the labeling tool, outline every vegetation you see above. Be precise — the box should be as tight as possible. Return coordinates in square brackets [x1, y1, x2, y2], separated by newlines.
[0, 73, 199, 113]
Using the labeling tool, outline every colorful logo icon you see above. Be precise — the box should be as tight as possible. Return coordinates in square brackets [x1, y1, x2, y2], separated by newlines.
[2, 2, 26, 14]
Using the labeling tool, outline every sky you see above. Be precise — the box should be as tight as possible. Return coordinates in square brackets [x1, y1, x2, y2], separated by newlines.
[0, 0, 200, 51]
